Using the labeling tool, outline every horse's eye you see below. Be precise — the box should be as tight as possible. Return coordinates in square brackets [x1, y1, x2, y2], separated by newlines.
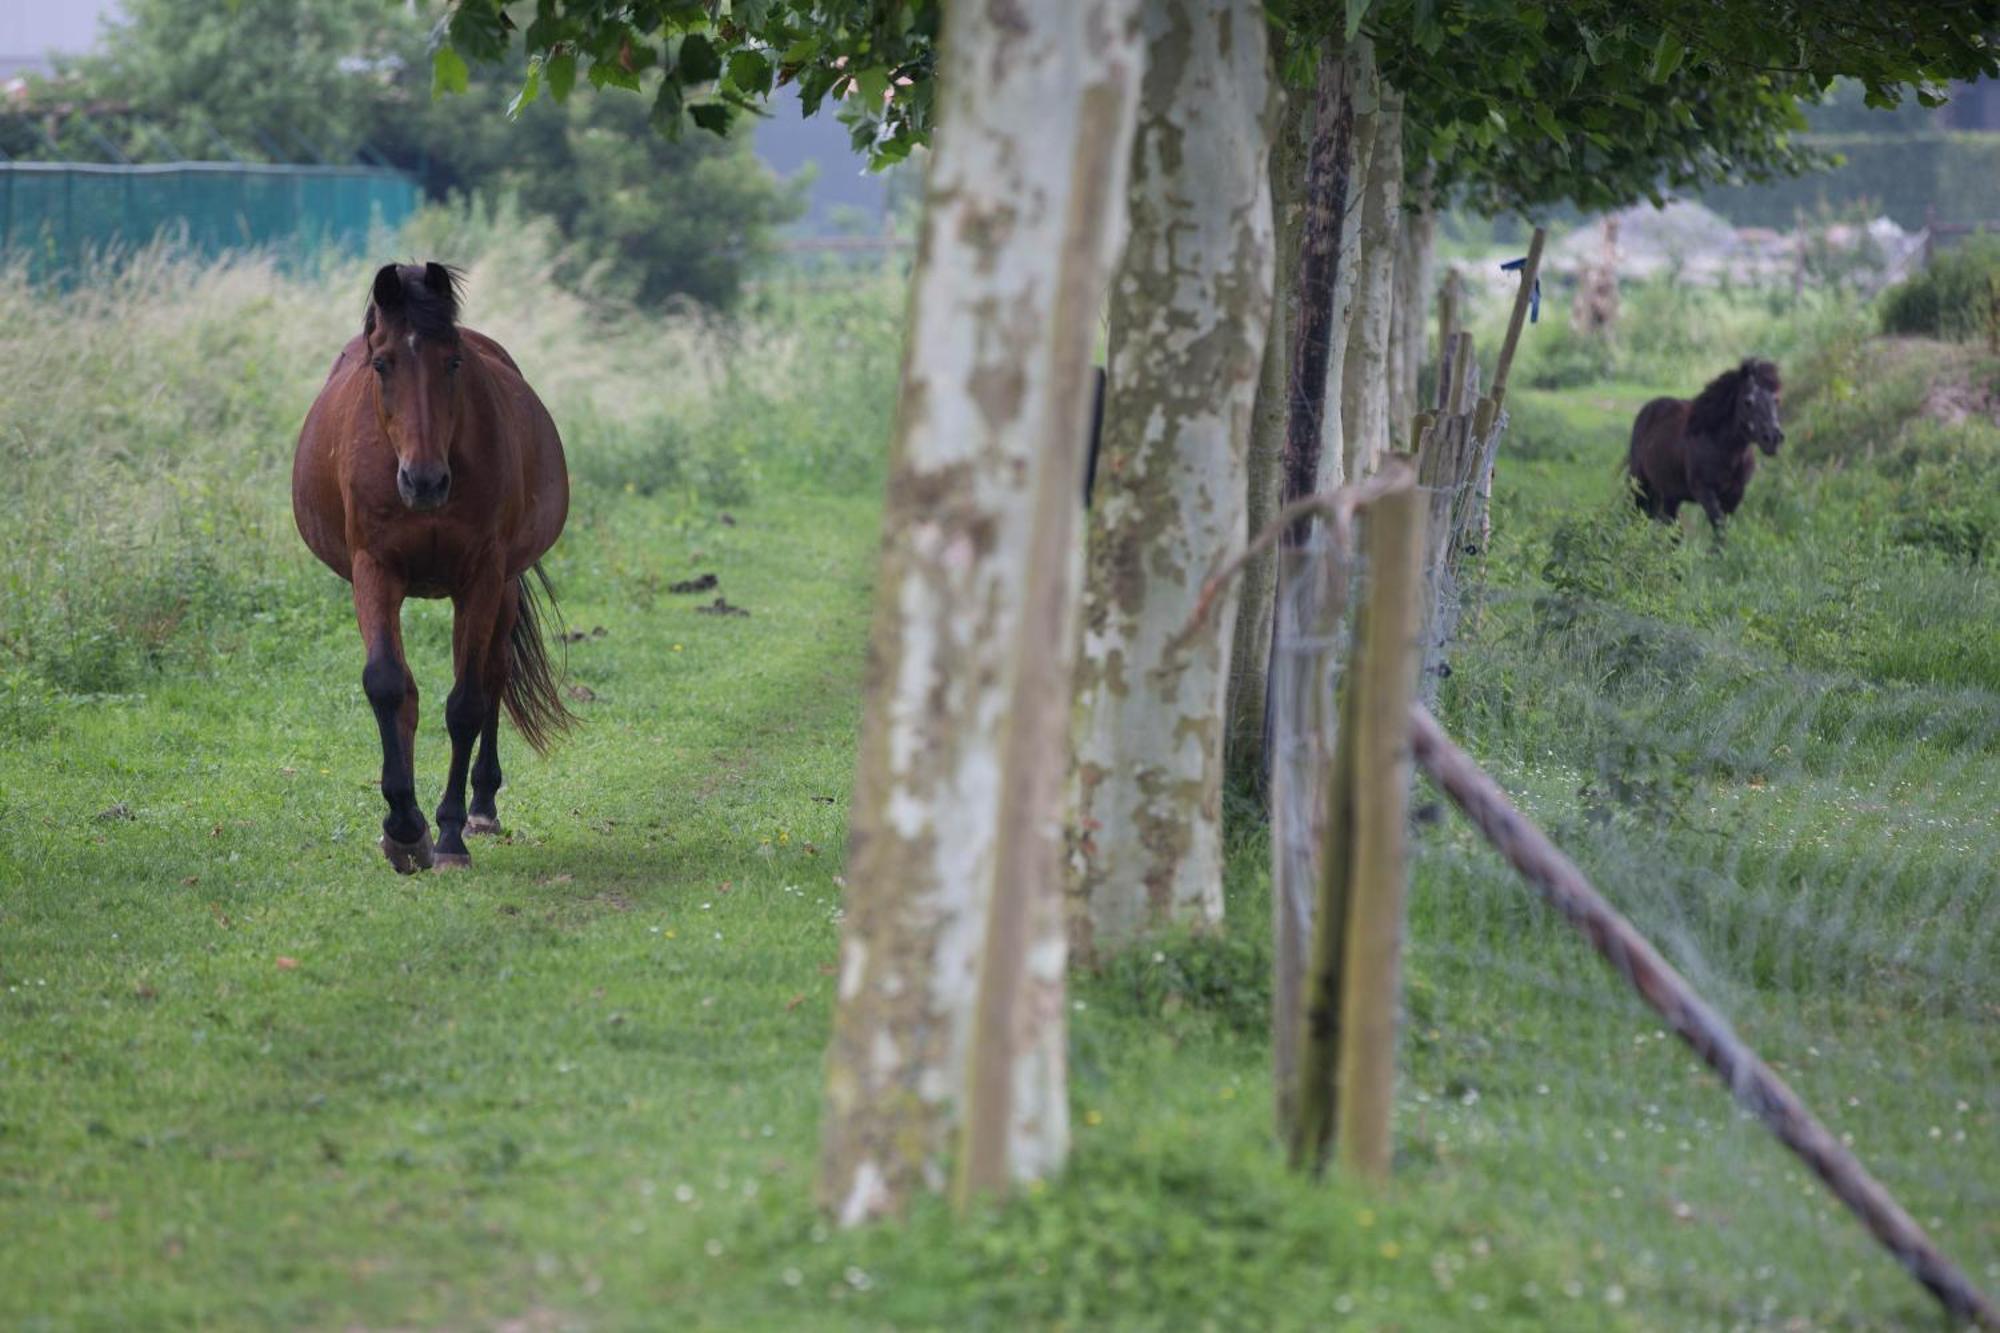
[372, 356, 388, 376]
[448, 355, 463, 374]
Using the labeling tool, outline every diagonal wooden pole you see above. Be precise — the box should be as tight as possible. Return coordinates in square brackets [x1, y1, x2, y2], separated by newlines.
[1408, 705, 2000, 1331]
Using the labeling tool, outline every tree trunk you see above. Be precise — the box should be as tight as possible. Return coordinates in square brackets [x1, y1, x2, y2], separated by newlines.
[1278, 39, 1362, 514]
[1267, 37, 1365, 1129]
[1388, 161, 1435, 439]
[1340, 84, 1403, 479]
[1316, 35, 1377, 492]
[1071, 0, 1275, 957]
[819, 0, 1145, 1226]
[1225, 88, 1305, 791]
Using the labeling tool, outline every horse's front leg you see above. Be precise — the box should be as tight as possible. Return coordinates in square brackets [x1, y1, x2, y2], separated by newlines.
[1695, 488, 1727, 539]
[354, 555, 429, 873]
[434, 573, 505, 868]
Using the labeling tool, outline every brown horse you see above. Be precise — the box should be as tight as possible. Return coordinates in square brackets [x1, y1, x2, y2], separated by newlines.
[1627, 358, 1784, 535]
[293, 262, 572, 873]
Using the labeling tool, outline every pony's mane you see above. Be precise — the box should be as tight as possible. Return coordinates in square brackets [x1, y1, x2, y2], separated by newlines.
[365, 262, 464, 342]
[1687, 358, 1781, 436]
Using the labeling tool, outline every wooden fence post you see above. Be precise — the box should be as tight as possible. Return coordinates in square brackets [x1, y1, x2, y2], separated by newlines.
[1488, 225, 1546, 414]
[1435, 266, 1462, 410]
[1332, 464, 1425, 1182]
[1288, 458, 1424, 1175]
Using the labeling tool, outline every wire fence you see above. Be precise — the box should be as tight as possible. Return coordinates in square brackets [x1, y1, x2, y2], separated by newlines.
[1404, 583, 1999, 1323]
[0, 162, 418, 280]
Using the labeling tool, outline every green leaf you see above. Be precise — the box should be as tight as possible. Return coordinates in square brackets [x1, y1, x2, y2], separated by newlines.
[1346, 0, 1371, 41]
[1650, 30, 1685, 83]
[506, 55, 543, 121]
[432, 46, 470, 99]
[728, 51, 773, 97]
[651, 78, 685, 127]
[447, 4, 512, 64]
[854, 67, 890, 108]
[689, 102, 732, 134]
[678, 32, 722, 84]
[548, 50, 577, 102]
[592, 60, 643, 93]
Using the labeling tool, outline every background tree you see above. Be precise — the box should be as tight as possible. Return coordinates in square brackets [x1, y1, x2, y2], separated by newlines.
[37, 0, 803, 308]
[1069, 0, 1275, 954]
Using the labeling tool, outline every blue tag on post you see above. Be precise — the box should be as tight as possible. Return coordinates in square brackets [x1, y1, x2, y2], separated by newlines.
[1500, 256, 1541, 323]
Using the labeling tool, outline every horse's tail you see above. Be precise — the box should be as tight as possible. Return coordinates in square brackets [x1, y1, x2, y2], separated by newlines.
[504, 563, 576, 756]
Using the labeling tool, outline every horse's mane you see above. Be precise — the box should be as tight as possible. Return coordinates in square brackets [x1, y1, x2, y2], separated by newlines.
[1687, 357, 1781, 436]
[365, 262, 464, 342]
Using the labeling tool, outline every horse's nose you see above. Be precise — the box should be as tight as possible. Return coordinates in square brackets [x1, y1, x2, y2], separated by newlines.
[397, 462, 451, 510]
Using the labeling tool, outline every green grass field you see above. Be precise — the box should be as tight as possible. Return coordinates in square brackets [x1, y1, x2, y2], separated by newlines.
[1, 240, 1994, 1330]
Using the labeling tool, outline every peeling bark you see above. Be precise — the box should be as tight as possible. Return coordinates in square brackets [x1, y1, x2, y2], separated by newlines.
[1070, 0, 1275, 957]
[1340, 83, 1402, 480]
[819, 0, 1145, 1225]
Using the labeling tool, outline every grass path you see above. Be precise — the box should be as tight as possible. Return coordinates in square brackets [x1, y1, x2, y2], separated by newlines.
[1, 493, 880, 1328]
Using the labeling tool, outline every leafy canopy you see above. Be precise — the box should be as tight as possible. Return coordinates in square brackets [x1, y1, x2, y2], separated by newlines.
[435, 0, 938, 166]
[1286, 0, 2000, 214]
[437, 0, 2000, 213]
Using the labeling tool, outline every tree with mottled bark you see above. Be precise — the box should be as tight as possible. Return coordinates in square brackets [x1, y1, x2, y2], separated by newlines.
[1337, 85, 1402, 479]
[1071, 0, 1275, 956]
[817, 0, 1146, 1224]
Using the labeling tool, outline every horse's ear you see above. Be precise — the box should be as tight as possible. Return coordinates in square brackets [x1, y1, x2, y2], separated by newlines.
[371, 264, 404, 318]
[422, 262, 461, 319]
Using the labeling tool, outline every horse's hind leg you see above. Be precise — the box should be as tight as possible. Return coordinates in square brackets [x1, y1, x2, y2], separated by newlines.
[355, 556, 430, 873]
[466, 581, 519, 837]
[434, 575, 505, 868]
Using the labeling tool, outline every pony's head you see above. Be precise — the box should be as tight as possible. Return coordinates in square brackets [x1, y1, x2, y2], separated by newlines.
[364, 262, 466, 511]
[1737, 357, 1784, 456]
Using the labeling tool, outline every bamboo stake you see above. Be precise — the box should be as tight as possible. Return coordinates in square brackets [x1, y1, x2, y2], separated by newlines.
[1488, 225, 1545, 412]
[1331, 468, 1425, 1183]
[1407, 705, 2000, 1331]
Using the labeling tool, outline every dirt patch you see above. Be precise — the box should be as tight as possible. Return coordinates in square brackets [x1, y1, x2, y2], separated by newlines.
[668, 572, 719, 594]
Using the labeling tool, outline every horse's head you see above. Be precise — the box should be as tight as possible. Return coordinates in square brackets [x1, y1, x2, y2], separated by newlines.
[1738, 358, 1784, 456]
[364, 262, 466, 511]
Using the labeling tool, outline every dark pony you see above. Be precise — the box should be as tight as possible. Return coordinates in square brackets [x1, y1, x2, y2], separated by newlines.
[1627, 358, 1784, 535]
[293, 262, 573, 873]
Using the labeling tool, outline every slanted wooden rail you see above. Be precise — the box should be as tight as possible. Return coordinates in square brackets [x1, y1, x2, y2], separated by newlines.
[1409, 705, 2000, 1331]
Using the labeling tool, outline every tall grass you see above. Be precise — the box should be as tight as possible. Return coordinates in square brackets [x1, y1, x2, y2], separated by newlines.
[0, 208, 901, 719]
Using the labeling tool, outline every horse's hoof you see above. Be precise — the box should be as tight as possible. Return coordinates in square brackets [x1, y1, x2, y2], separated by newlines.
[381, 831, 434, 874]
[434, 851, 472, 870]
[466, 815, 502, 837]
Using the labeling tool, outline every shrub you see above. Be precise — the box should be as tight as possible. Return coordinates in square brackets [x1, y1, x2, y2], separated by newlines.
[1519, 318, 1616, 390]
[1877, 235, 2000, 342]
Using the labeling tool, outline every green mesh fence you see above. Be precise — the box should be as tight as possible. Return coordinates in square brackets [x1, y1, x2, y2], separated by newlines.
[0, 163, 418, 279]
